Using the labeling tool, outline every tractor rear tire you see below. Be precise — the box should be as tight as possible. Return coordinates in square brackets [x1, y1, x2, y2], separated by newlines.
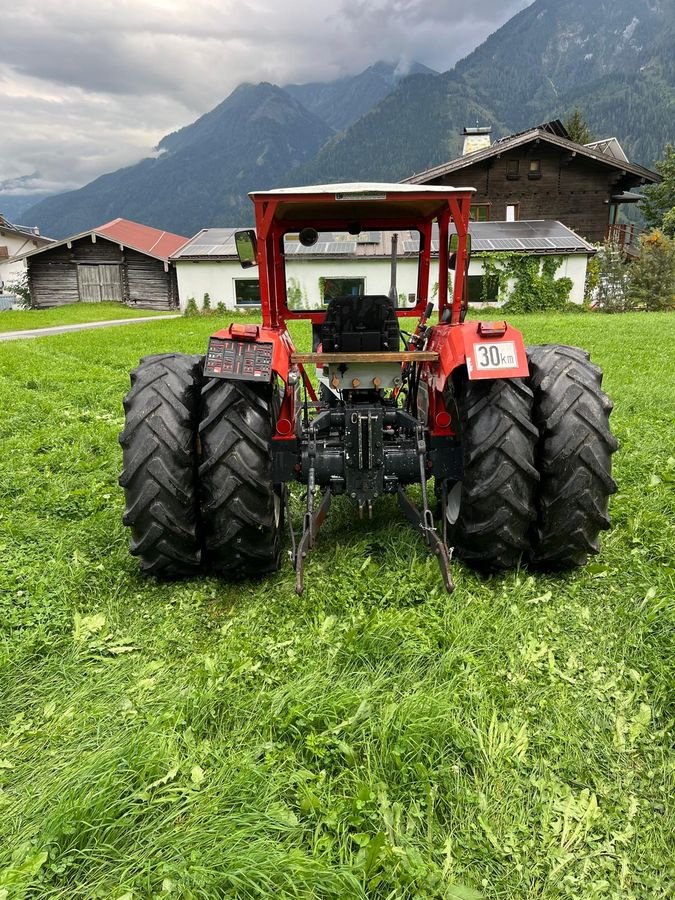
[198, 378, 283, 578]
[119, 353, 204, 577]
[447, 377, 539, 570]
[526, 344, 618, 567]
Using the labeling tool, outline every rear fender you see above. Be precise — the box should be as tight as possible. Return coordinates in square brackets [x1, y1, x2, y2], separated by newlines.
[207, 323, 295, 383]
[425, 321, 529, 392]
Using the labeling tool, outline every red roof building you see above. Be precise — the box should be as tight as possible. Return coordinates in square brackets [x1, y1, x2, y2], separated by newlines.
[96, 218, 188, 261]
[22, 218, 190, 310]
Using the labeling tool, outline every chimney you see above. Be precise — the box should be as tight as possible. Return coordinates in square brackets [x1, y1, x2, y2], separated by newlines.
[462, 126, 492, 156]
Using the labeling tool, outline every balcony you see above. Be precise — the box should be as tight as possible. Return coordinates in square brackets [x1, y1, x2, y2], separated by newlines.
[606, 223, 641, 258]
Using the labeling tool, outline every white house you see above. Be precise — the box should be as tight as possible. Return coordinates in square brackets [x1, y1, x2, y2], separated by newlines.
[171, 220, 594, 312]
[0, 215, 53, 298]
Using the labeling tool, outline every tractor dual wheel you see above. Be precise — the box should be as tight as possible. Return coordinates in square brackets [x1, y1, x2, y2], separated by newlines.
[198, 378, 283, 578]
[526, 344, 618, 567]
[444, 376, 540, 570]
[119, 353, 204, 576]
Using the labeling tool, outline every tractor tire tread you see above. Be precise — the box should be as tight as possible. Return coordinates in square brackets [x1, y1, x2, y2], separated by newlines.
[526, 344, 618, 567]
[198, 379, 282, 578]
[450, 377, 539, 570]
[119, 353, 203, 576]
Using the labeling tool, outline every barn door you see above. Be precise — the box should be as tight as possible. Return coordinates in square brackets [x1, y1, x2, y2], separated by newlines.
[77, 265, 123, 302]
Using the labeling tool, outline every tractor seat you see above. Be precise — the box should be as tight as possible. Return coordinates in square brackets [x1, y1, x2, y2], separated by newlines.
[320, 295, 400, 353]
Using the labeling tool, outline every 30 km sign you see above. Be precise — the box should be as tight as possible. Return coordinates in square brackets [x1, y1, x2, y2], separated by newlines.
[474, 341, 517, 370]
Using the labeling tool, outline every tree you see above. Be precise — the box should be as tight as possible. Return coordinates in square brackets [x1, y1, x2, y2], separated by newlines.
[564, 107, 593, 145]
[592, 242, 632, 313]
[627, 230, 675, 311]
[641, 145, 675, 236]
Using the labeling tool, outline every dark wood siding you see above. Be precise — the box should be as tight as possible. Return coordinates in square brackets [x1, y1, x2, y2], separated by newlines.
[126, 249, 176, 310]
[426, 147, 643, 244]
[28, 236, 177, 310]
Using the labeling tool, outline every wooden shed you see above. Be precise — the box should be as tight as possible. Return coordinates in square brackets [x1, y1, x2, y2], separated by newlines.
[23, 218, 188, 310]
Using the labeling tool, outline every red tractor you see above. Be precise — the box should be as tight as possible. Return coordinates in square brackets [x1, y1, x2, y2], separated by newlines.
[120, 183, 617, 593]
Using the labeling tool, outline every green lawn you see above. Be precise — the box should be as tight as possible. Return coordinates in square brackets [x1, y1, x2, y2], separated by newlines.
[0, 302, 171, 333]
[0, 313, 673, 899]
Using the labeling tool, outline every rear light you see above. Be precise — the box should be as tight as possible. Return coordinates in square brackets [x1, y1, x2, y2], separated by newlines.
[276, 417, 293, 436]
[435, 412, 452, 429]
[230, 323, 259, 340]
[478, 320, 507, 337]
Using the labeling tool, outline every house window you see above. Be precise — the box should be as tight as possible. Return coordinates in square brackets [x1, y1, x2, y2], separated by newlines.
[467, 273, 500, 303]
[320, 277, 364, 303]
[77, 264, 122, 302]
[506, 160, 520, 179]
[470, 204, 490, 222]
[234, 279, 260, 306]
[528, 159, 542, 179]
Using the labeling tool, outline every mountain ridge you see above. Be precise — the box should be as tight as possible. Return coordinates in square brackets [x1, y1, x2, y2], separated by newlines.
[21, 2, 673, 237]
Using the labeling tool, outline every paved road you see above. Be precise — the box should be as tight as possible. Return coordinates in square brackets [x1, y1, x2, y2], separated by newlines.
[0, 314, 180, 342]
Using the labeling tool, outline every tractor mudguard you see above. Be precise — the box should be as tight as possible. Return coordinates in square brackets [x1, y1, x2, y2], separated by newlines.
[205, 323, 295, 384]
[425, 320, 529, 392]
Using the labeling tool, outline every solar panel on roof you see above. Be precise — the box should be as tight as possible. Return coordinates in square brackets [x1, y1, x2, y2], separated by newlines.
[554, 237, 585, 249]
[518, 238, 546, 250]
[402, 241, 420, 253]
[489, 238, 519, 250]
[326, 242, 356, 253]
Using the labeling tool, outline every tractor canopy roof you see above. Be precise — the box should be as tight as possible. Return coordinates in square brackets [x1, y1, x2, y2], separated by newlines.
[248, 182, 476, 228]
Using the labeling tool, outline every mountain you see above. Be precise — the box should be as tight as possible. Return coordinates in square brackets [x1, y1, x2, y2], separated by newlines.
[285, 70, 510, 185]
[289, 0, 674, 185]
[0, 192, 54, 224]
[22, 83, 333, 238]
[22, 2, 674, 238]
[22, 61, 435, 238]
[454, 0, 675, 164]
[284, 60, 437, 132]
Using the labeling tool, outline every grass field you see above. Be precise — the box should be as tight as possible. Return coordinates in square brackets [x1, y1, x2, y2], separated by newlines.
[0, 312, 673, 899]
[0, 303, 170, 334]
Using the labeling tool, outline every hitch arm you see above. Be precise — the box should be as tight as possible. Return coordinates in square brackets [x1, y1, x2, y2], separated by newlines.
[397, 489, 454, 594]
[294, 488, 332, 596]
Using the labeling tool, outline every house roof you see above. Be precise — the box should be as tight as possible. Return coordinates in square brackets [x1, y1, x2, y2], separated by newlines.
[96, 218, 188, 260]
[172, 220, 595, 261]
[403, 123, 660, 186]
[0, 214, 54, 244]
[19, 218, 189, 262]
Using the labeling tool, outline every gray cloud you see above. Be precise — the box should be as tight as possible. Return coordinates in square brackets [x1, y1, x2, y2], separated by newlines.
[0, 0, 533, 202]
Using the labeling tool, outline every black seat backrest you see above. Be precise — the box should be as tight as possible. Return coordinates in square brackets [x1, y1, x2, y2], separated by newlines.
[321, 295, 400, 353]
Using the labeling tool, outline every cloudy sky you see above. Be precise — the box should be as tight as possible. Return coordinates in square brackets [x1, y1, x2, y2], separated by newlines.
[1, 0, 533, 200]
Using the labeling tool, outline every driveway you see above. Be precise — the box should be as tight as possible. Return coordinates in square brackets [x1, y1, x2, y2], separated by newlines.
[0, 314, 180, 341]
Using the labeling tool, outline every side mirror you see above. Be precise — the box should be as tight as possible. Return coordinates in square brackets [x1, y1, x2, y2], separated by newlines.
[235, 229, 258, 268]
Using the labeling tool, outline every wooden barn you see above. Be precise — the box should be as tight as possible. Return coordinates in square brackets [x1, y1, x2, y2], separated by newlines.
[404, 121, 660, 249]
[22, 219, 189, 310]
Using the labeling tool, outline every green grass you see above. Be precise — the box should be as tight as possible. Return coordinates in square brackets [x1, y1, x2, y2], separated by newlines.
[0, 303, 171, 333]
[0, 312, 673, 899]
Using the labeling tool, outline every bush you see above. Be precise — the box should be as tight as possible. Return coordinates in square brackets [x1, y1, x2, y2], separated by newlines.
[6, 272, 32, 308]
[184, 297, 199, 317]
[627, 230, 675, 311]
[498, 256, 573, 313]
[591, 242, 632, 313]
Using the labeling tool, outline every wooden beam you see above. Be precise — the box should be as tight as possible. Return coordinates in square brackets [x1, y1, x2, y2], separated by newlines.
[291, 351, 438, 365]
